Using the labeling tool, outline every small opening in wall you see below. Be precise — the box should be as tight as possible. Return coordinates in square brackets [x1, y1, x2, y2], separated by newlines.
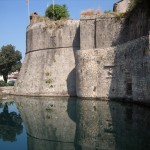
[126, 83, 132, 95]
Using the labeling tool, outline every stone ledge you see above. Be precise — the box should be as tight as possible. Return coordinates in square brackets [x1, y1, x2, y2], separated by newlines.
[0, 87, 14, 95]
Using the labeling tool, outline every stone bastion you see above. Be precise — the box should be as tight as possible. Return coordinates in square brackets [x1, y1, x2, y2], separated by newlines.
[14, 19, 80, 96]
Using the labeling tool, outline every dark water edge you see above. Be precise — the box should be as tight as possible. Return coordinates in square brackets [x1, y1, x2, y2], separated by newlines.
[0, 96, 150, 150]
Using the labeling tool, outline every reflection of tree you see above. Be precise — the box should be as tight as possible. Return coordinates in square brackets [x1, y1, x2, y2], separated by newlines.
[0, 103, 23, 142]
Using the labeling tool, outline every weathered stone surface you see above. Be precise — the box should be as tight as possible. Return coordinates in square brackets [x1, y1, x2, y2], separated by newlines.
[113, 0, 130, 13]
[80, 17, 95, 50]
[80, 11, 149, 49]
[0, 87, 14, 95]
[96, 17, 127, 48]
[15, 7, 150, 102]
[14, 20, 80, 96]
[26, 20, 80, 53]
[76, 36, 150, 102]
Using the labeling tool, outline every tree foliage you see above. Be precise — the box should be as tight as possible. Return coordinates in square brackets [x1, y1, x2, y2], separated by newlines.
[0, 102, 23, 142]
[0, 44, 22, 83]
[45, 4, 69, 20]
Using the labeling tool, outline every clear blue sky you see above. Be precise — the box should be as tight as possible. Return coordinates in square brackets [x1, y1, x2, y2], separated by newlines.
[0, 0, 117, 60]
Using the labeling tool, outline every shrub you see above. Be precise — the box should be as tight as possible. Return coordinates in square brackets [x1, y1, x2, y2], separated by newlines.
[95, 9, 102, 15]
[104, 10, 114, 14]
[81, 9, 102, 16]
[45, 4, 69, 20]
[81, 9, 95, 16]
[0, 80, 15, 87]
[0, 80, 6, 87]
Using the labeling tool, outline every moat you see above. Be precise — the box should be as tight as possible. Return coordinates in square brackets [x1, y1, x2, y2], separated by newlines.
[0, 96, 150, 150]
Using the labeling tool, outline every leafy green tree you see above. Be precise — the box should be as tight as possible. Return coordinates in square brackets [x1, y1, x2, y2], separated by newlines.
[0, 44, 22, 83]
[45, 4, 69, 20]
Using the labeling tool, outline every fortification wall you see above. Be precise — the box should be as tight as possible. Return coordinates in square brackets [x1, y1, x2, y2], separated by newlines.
[80, 11, 149, 50]
[76, 36, 150, 101]
[14, 9, 150, 101]
[77, 11, 150, 102]
[14, 20, 80, 96]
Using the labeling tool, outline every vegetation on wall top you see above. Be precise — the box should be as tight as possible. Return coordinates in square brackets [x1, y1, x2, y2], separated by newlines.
[45, 4, 70, 20]
[80, 9, 102, 16]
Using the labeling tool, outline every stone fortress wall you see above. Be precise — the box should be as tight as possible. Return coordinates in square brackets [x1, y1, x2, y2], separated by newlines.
[77, 10, 150, 102]
[14, 1, 150, 103]
[14, 20, 80, 96]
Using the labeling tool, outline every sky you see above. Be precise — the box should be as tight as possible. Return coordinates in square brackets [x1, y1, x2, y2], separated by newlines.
[0, 0, 117, 60]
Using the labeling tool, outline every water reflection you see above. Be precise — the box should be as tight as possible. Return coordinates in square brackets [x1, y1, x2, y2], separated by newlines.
[0, 100, 23, 142]
[76, 99, 150, 150]
[75, 99, 115, 150]
[15, 96, 76, 150]
[13, 96, 150, 150]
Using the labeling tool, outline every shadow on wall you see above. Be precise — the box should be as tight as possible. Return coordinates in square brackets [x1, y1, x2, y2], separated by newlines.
[67, 26, 80, 96]
[107, 8, 150, 150]
[109, 8, 150, 101]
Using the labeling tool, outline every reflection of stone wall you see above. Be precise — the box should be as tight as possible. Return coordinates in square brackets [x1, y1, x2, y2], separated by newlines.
[28, 136, 75, 150]
[14, 20, 80, 96]
[75, 99, 115, 150]
[14, 96, 76, 144]
[14, 96, 150, 149]
[75, 98, 150, 150]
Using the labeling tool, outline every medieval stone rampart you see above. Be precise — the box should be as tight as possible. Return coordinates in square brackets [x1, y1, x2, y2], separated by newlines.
[76, 11, 150, 102]
[14, 8, 150, 102]
[14, 20, 80, 96]
[76, 36, 149, 100]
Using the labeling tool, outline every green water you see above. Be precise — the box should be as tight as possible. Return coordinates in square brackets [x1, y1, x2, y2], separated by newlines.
[0, 96, 150, 150]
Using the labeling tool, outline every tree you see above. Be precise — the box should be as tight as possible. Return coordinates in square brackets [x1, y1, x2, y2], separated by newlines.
[45, 4, 69, 20]
[0, 102, 23, 142]
[0, 44, 22, 83]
